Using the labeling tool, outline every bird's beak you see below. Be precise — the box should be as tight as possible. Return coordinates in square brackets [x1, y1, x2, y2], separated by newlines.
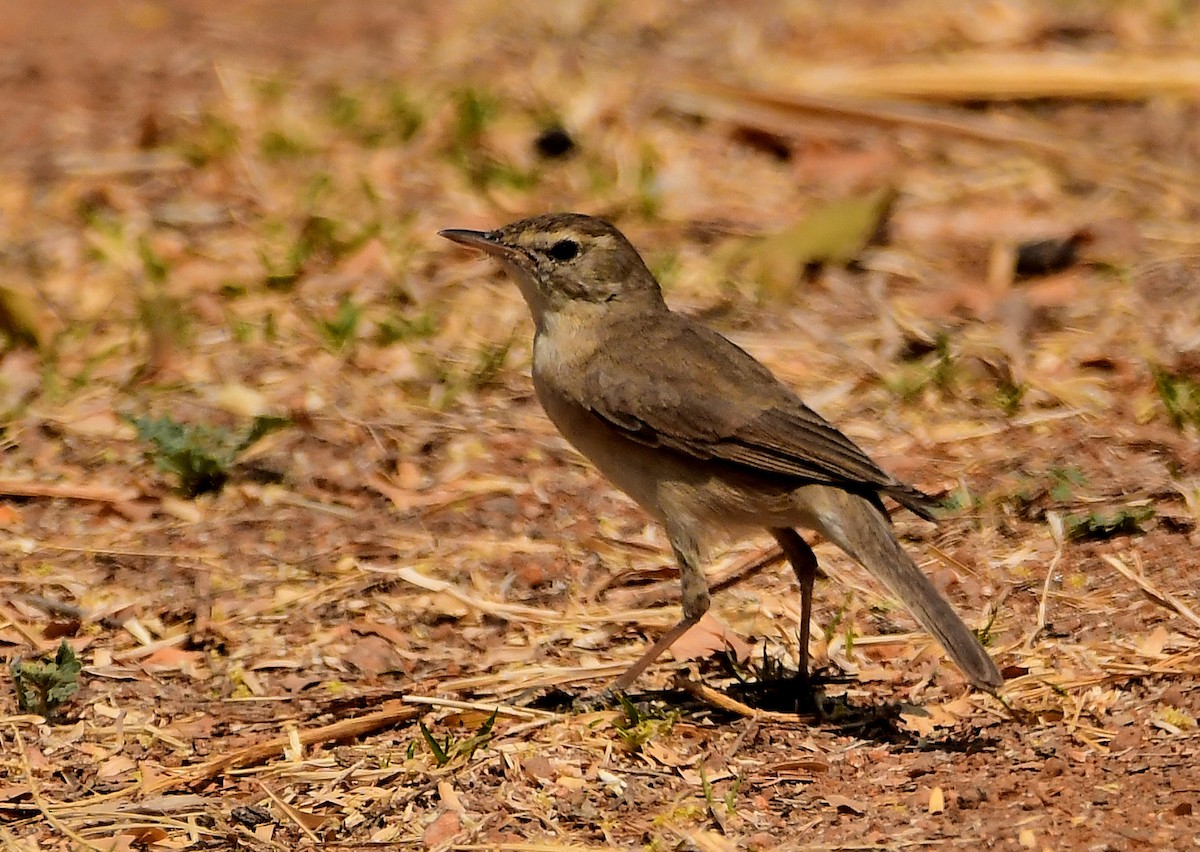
[438, 228, 516, 259]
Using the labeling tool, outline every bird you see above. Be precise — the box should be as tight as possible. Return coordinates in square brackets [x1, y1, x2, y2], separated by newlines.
[439, 212, 1003, 701]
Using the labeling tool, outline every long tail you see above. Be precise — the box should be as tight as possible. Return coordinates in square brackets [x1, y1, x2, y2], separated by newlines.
[806, 488, 1003, 692]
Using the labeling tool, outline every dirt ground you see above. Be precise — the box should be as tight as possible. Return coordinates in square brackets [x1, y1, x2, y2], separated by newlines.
[2, 1, 1200, 850]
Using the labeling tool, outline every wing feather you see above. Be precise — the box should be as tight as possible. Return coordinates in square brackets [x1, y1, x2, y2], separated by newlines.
[574, 314, 937, 520]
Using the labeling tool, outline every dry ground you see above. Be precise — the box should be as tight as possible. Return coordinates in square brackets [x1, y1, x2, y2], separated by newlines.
[2, 2, 1200, 849]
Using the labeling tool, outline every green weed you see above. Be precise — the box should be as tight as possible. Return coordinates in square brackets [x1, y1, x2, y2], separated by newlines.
[179, 112, 240, 167]
[319, 295, 362, 351]
[1064, 505, 1154, 541]
[12, 640, 82, 721]
[418, 711, 497, 767]
[1153, 365, 1200, 430]
[612, 692, 678, 752]
[127, 413, 290, 497]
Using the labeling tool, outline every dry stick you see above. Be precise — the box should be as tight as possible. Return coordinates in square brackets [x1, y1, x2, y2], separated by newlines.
[0, 602, 45, 648]
[672, 675, 797, 723]
[663, 79, 1200, 200]
[142, 702, 421, 795]
[1103, 553, 1200, 632]
[0, 479, 136, 504]
[11, 728, 109, 852]
[258, 783, 322, 844]
[1031, 513, 1066, 647]
[775, 57, 1200, 102]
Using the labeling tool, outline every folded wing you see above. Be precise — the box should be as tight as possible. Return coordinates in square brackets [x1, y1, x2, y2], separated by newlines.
[575, 314, 937, 520]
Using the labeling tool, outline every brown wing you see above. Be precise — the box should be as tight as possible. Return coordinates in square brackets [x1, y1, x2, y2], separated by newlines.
[575, 313, 937, 520]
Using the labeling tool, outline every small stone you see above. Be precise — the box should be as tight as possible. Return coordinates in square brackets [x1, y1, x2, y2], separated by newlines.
[1041, 756, 1067, 778]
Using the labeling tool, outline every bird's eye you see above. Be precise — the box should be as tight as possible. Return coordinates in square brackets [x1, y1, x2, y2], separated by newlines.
[547, 238, 579, 262]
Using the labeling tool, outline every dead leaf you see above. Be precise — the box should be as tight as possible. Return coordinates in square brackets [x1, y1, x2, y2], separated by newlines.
[668, 613, 752, 663]
[143, 646, 201, 673]
[642, 739, 698, 768]
[93, 834, 137, 852]
[437, 780, 467, 816]
[769, 758, 831, 774]
[898, 712, 939, 738]
[422, 810, 461, 848]
[344, 634, 408, 676]
[521, 755, 554, 780]
[720, 187, 894, 297]
[123, 827, 169, 845]
[824, 794, 867, 814]
[350, 619, 412, 649]
[0, 284, 49, 349]
[97, 754, 137, 779]
[1138, 625, 1171, 657]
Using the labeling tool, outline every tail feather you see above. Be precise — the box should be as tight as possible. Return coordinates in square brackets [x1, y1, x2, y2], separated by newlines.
[809, 489, 1002, 692]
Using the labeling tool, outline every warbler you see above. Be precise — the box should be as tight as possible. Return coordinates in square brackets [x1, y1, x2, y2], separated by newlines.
[440, 213, 1002, 699]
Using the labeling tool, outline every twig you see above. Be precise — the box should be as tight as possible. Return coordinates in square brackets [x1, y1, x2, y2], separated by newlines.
[1103, 553, 1200, 632]
[1031, 512, 1065, 646]
[673, 675, 755, 719]
[0, 479, 137, 503]
[663, 78, 1200, 200]
[259, 782, 323, 843]
[142, 701, 421, 794]
[12, 727, 108, 852]
[401, 694, 556, 720]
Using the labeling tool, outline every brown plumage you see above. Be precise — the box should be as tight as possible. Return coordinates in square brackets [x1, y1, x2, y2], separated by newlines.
[440, 213, 1002, 699]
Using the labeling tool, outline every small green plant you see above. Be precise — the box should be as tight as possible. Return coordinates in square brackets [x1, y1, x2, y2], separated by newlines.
[882, 332, 960, 403]
[261, 214, 378, 290]
[931, 332, 957, 391]
[319, 295, 362, 351]
[611, 692, 677, 752]
[259, 128, 316, 162]
[179, 112, 240, 167]
[974, 607, 999, 647]
[418, 711, 497, 767]
[1064, 505, 1154, 541]
[136, 237, 190, 361]
[635, 143, 662, 218]
[445, 88, 537, 191]
[127, 413, 290, 497]
[375, 310, 438, 345]
[994, 375, 1026, 417]
[940, 481, 978, 512]
[467, 335, 516, 389]
[326, 84, 423, 147]
[12, 640, 82, 721]
[1153, 366, 1200, 430]
[822, 594, 853, 645]
[1048, 466, 1087, 503]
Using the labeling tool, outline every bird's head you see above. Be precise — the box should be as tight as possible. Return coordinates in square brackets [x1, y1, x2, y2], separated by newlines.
[440, 213, 664, 326]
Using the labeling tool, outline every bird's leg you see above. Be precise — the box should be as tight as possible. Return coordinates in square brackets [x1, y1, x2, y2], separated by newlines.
[771, 528, 818, 682]
[599, 532, 710, 701]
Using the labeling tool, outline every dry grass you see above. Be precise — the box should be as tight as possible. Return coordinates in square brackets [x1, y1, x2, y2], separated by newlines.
[2, 1, 1200, 849]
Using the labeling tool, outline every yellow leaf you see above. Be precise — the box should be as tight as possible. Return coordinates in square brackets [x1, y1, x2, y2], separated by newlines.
[723, 187, 894, 297]
[0, 284, 48, 349]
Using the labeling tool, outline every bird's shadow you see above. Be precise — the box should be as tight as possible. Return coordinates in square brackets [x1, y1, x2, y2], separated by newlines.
[527, 659, 999, 753]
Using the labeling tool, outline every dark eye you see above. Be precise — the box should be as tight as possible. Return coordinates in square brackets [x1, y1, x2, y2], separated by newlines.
[547, 239, 579, 262]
